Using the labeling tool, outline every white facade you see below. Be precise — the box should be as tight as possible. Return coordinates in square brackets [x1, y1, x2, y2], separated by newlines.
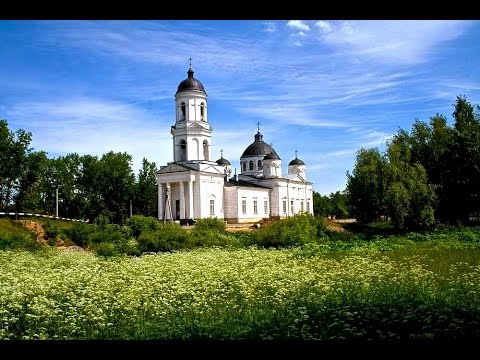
[157, 67, 314, 223]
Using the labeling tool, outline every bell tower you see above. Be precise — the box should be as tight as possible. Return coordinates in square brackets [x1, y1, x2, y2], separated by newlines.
[172, 60, 212, 163]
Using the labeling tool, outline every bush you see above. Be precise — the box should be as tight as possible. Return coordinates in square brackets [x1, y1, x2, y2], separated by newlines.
[92, 242, 118, 257]
[249, 214, 321, 248]
[66, 222, 94, 247]
[193, 218, 226, 233]
[137, 223, 190, 253]
[127, 215, 159, 238]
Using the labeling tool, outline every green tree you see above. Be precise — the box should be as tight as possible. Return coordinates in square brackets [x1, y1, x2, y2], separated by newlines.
[385, 130, 436, 230]
[329, 190, 350, 219]
[134, 158, 158, 218]
[346, 148, 388, 223]
[0, 120, 33, 211]
[313, 191, 332, 217]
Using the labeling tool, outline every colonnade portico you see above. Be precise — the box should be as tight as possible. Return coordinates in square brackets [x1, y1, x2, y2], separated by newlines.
[157, 177, 196, 221]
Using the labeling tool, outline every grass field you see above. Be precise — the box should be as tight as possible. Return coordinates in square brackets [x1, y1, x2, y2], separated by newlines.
[1, 239, 479, 340]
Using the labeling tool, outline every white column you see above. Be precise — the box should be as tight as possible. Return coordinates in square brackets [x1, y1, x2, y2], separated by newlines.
[158, 183, 163, 220]
[179, 181, 185, 219]
[188, 180, 194, 219]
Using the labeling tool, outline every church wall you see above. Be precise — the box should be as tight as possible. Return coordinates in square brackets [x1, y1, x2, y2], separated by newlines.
[236, 187, 270, 223]
[223, 187, 239, 223]
[198, 174, 225, 219]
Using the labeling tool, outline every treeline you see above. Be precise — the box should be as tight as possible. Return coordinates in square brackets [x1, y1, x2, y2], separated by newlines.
[0, 119, 158, 224]
[346, 95, 480, 230]
[312, 191, 350, 219]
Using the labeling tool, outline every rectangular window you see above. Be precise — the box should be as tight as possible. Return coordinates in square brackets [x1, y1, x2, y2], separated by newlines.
[301, 201, 304, 213]
[264, 200, 268, 214]
[283, 200, 287, 214]
[210, 199, 215, 215]
[291, 200, 294, 214]
[253, 200, 258, 214]
[242, 199, 247, 214]
[307, 202, 310, 213]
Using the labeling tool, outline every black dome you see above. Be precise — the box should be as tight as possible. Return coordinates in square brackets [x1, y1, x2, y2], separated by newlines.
[289, 158, 305, 165]
[216, 157, 231, 166]
[176, 68, 206, 94]
[241, 132, 280, 158]
[264, 151, 281, 160]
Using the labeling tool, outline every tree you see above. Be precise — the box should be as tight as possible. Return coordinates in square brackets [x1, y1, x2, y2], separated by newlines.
[313, 191, 332, 217]
[346, 148, 388, 223]
[329, 191, 350, 219]
[385, 130, 436, 230]
[0, 120, 33, 211]
[134, 158, 158, 218]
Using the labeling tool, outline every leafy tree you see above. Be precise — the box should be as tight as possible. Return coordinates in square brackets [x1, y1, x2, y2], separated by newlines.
[0, 120, 33, 211]
[346, 148, 388, 223]
[329, 191, 350, 219]
[313, 191, 332, 217]
[134, 158, 158, 218]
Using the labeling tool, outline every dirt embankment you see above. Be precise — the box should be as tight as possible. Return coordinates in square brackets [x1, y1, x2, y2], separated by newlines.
[18, 220, 48, 245]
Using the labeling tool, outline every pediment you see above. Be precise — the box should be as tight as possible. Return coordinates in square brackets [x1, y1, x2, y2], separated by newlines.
[188, 122, 207, 130]
[156, 163, 197, 174]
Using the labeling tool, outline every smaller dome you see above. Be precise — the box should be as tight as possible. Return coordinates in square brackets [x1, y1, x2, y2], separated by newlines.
[289, 158, 305, 166]
[264, 151, 281, 160]
[216, 157, 231, 166]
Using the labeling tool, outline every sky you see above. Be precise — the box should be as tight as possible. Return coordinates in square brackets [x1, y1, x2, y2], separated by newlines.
[1, 20, 480, 195]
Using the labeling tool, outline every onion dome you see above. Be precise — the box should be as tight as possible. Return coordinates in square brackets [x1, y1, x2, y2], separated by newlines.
[216, 157, 231, 166]
[241, 132, 279, 158]
[176, 68, 206, 94]
[289, 158, 305, 165]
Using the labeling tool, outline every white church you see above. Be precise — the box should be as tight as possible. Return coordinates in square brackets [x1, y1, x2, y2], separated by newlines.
[156, 66, 314, 223]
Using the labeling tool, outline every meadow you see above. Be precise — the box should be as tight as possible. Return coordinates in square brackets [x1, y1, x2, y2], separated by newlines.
[1, 237, 479, 340]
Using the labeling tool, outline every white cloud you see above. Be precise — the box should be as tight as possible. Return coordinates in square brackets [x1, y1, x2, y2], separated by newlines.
[315, 20, 332, 33]
[262, 21, 277, 33]
[6, 98, 172, 172]
[287, 20, 311, 32]
[317, 20, 471, 65]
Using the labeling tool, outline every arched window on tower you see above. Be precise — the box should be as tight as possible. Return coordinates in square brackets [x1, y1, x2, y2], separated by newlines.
[249, 160, 254, 171]
[179, 140, 187, 161]
[180, 102, 186, 121]
[243, 161, 247, 172]
[257, 160, 263, 170]
[203, 140, 209, 161]
[200, 102, 205, 121]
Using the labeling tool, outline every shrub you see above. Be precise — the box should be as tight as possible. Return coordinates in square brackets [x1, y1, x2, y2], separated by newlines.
[137, 223, 190, 253]
[127, 215, 159, 238]
[66, 222, 94, 248]
[193, 218, 226, 233]
[249, 214, 320, 248]
[92, 242, 118, 257]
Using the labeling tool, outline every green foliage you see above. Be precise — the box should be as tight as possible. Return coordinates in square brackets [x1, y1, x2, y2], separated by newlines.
[133, 158, 158, 218]
[66, 222, 94, 248]
[193, 218, 226, 233]
[0, 219, 39, 250]
[249, 214, 323, 248]
[313, 191, 332, 217]
[92, 242, 119, 257]
[137, 223, 190, 253]
[127, 215, 159, 238]
[1, 241, 480, 340]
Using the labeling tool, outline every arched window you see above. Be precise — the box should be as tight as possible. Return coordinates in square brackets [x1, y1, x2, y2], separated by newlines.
[243, 161, 247, 172]
[200, 102, 205, 121]
[179, 140, 187, 161]
[180, 102, 186, 121]
[203, 140, 209, 160]
[249, 160, 254, 171]
[257, 160, 263, 170]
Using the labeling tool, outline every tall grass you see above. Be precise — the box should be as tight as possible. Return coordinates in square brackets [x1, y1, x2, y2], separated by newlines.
[0, 244, 479, 340]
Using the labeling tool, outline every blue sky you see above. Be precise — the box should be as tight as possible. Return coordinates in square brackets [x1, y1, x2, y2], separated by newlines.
[1, 20, 479, 195]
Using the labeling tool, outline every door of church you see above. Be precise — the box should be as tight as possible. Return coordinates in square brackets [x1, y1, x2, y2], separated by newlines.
[175, 199, 180, 219]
